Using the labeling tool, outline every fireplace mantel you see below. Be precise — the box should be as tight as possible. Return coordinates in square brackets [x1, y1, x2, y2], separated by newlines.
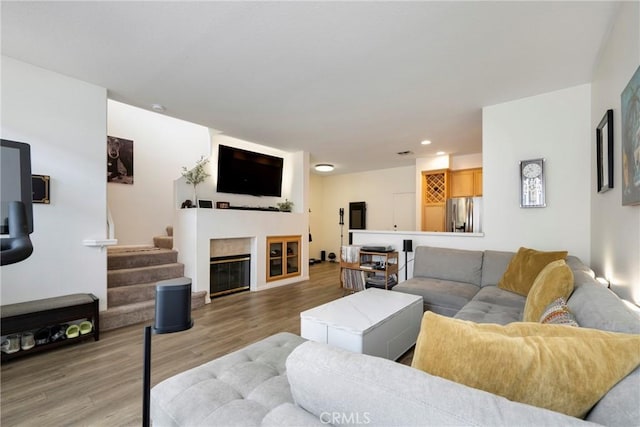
[173, 208, 309, 302]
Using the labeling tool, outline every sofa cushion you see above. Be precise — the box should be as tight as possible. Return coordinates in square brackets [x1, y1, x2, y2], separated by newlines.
[568, 278, 640, 334]
[392, 277, 479, 317]
[539, 297, 579, 326]
[498, 247, 568, 296]
[287, 340, 593, 426]
[413, 246, 484, 286]
[150, 332, 307, 427]
[454, 286, 525, 324]
[522, 259, 574, 322]
[586, 366, 640, 425]
[565, 255, 593, 275]
[411, 312, 640, 419]
[261, 403, 325, 426]
[480, 250, 515, 287]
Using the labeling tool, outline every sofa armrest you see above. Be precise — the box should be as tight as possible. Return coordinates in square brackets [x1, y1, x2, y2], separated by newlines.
[286, 341, 599, 426]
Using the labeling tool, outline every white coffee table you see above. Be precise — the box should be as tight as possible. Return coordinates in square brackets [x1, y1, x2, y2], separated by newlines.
[300, 288, 423, 360]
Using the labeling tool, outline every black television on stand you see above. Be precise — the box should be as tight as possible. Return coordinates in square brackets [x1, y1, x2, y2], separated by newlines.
[216, 145, 283, 197]
[1, 139, 34, 265]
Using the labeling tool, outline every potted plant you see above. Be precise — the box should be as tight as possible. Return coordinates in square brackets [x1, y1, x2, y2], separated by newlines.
[277, 199, 294, 212]
[181, 156, 210, 204]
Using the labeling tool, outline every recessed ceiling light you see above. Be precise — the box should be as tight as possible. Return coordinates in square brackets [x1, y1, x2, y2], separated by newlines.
[421, 140, 432, 145]
[314, 164, 334, 172]
[436, 151, 446, 156]
[151, 104, 166, 112]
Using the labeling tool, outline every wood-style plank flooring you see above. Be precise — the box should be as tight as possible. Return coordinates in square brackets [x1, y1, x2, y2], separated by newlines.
[1, 262, 413, 426]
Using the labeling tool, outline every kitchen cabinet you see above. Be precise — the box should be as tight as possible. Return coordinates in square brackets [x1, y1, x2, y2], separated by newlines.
[421, 169, 448, 232]
[473, 169, 483, 196]
[450, 168, 482, 198]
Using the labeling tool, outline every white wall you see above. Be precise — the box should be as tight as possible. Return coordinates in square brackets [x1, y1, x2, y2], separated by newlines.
[309, 173, 325, 259]
[313, 166, 416, 258]
[107, 100, 210, 245]
[590, 1, 640, 303]
[450, 153, 482, 170]
[183, 133, 305, 213]
[482, 84, 592, 262]
[1, 57, 109, 309]
[354, 85, 593, 269]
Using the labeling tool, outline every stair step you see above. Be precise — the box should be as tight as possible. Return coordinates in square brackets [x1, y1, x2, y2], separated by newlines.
[100, 291, 207, 331]
[100, 300, 155, 331]
[108, 245, 156, 253]
[108, 282, 158, 307]
[107, 263, 184, 288]
[154, 236, 173, 249]
[166, 225, 173, 237]
[108, 248, 178, 270]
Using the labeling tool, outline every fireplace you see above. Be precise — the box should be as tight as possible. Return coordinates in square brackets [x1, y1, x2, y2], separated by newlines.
[210, 254, 250, 297]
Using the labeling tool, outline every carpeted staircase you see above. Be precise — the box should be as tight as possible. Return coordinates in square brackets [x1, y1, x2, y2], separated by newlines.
[100, 227, 206, 331]
[153, 225, 174, 249]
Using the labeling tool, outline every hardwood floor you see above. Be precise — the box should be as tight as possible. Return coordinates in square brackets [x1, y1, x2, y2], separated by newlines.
[1, 262, 413, 426]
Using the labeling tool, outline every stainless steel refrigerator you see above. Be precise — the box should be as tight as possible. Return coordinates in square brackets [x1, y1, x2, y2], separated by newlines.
[446, 197, 483, 233]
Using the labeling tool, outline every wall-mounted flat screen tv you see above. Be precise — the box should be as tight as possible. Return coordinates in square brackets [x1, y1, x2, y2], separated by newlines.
[216, 145, 284, 197]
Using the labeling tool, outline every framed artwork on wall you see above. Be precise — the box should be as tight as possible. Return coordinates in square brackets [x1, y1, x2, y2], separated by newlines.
[621, 65, 640, 205]
[32, 174, 50, 204]
[596, 109, 614, 193]
[107, 136, 134, 184]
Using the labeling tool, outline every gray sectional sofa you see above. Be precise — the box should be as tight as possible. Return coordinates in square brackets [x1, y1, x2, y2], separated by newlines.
[151, 246, 640, 426]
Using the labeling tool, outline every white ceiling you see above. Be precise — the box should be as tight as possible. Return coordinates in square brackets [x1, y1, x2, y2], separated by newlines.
[1, 1, 619, 174]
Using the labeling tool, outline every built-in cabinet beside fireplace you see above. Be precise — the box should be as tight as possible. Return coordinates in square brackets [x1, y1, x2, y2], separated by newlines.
[266, 235, 301, 282]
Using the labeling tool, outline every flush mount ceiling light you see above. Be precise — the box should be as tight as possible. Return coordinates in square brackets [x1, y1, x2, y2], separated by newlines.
[314, 164, 334, 172]
[436, 151, 446, 156]
[421, 140, 432, 145]
[151, 104, 166, 112]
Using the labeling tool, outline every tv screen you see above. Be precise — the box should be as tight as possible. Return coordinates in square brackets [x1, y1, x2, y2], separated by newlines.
[1, 139, 33, 235]
[216, 145, 283, 197]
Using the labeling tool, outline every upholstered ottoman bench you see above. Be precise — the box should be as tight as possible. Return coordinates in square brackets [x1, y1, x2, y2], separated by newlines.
[150, 332, 321, 426]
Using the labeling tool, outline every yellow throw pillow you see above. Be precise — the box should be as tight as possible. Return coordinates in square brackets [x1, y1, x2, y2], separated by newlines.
[522, 259, 574, 322]
[498, 247, 568, 296]
[411, 312, 640, 418]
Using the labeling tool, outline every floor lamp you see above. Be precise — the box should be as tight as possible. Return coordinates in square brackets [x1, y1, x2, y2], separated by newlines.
[403, 239, 413, 281]
[143, 278, 194, 427]
[339, 208, 344, 247]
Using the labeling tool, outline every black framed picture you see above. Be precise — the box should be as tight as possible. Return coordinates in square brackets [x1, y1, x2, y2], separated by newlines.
[596, 109, 614, 193]
[349, 201, 366, 229]
[107, 136, 134, 184]
[32, 174, 50, 204]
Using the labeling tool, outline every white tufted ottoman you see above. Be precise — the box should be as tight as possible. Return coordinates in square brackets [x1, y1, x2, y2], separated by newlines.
[150, 332, 321, 426]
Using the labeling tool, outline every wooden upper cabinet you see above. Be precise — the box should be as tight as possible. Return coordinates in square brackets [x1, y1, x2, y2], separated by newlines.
[473, 169, 483, 196]
[450, 168, 482, 197]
